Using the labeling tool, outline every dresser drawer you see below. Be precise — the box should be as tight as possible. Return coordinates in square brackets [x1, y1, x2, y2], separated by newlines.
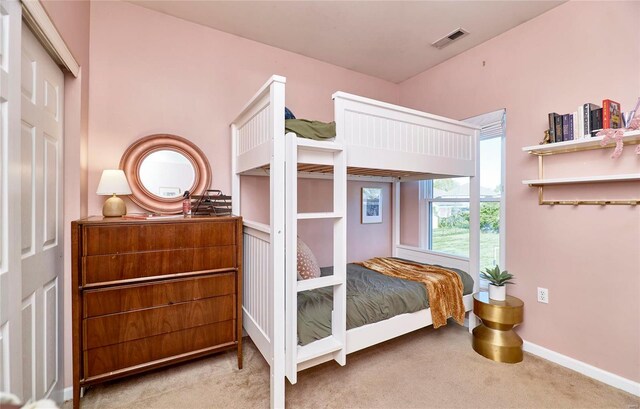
[84, 221, 236, 255]
[83, 246, 236, 285]
[83, 273, 236, 318]
[84, 295, 236, 350]
[84, 320, 235, 379]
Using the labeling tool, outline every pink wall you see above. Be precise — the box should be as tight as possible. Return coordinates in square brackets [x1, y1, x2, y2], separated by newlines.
[399, 181, 419, 247]
[399, 1, 640, 382]
[240, 176, 394, 266]
[41, 0, 91, 390]
[88, 1, 398, 217]
[87, 0, 397, 305]
[297, 179, 392, 266]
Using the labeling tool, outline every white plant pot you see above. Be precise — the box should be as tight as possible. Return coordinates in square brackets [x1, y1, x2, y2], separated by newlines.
[489, 284, 506, 301]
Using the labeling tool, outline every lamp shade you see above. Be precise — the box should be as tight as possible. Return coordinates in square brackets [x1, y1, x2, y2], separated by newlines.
[96, 170, 132, 195]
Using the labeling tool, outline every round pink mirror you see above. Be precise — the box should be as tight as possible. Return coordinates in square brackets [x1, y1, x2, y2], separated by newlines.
[120, 134, 211, 214]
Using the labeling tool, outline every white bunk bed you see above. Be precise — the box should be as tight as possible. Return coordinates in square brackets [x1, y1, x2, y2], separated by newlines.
[231, 75, 480, 408]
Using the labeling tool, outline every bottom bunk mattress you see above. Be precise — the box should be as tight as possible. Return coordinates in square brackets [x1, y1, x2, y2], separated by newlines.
[297, 262, 474, 346]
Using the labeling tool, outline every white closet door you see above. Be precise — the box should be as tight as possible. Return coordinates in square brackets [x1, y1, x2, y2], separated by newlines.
[19, 23, 64, 402]
[0, 0, 24, 398]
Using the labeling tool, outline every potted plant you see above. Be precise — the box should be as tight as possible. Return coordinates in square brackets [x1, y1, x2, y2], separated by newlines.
[480, 265, 514, 301]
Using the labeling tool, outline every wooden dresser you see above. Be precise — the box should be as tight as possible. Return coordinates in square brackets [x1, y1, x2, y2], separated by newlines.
[71, 216, 242, 408]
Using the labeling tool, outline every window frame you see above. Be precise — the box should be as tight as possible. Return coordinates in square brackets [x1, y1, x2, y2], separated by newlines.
[418, 110, 506, 287]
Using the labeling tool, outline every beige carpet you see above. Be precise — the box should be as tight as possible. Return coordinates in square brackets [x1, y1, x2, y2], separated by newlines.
[65, 325, 639, 409]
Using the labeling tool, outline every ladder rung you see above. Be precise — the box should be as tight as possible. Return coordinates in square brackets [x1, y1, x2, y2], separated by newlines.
[297, 275, 344, 292]
[296, 138, 344, 152]
[297, 212, 343, 220]
[297, 336, 343, 363]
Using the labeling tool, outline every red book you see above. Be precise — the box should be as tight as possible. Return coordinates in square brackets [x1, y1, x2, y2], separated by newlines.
[602, 99, 621, 129]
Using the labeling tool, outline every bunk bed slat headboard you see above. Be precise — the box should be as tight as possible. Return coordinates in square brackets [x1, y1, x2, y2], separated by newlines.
[232, 75, 286, 175]
[242, 223, 273, 360]
[333, 92, 479, 178]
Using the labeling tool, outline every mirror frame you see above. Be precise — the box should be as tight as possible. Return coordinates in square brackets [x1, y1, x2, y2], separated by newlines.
[120, 134, 211, 214]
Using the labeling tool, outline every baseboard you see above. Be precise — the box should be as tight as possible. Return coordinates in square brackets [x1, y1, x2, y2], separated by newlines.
[523, 340, 640, 397]
[63, 386, 73, 402]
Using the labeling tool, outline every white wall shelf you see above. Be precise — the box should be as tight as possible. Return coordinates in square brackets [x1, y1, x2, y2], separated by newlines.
[522, 129, 640, 206]
[523, 174, 640, 187]
[522, 130, 640, 155]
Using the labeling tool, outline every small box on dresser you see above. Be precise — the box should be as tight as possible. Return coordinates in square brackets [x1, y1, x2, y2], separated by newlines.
[71, 215, 243, 409]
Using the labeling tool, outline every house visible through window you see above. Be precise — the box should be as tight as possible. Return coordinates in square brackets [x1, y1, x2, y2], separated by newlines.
[419, 109, 505, 283]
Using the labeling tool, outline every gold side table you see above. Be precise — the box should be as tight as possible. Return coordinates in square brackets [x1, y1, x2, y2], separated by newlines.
[472, 291, 524, 363]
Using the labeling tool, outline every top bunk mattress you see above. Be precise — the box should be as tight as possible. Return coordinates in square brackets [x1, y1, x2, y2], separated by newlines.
[297, 261, 474, 346]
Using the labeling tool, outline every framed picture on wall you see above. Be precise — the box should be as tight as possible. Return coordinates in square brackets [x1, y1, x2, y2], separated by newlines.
[361, 187, 382, 224]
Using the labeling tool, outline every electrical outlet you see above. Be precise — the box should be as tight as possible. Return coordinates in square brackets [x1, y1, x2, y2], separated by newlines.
[537, 287, 549, 303]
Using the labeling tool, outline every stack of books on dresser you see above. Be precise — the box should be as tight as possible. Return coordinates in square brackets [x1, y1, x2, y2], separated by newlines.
[547, 99, 621, 143]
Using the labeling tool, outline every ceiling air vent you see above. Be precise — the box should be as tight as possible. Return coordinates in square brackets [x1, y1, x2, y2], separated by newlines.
[431, 28, 469, 49]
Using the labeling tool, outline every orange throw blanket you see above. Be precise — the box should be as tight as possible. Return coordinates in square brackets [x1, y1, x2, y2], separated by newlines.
[356, 257, 465, 328]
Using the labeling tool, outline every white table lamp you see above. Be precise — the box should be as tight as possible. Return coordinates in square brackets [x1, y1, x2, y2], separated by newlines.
[96, 169, 132, 217]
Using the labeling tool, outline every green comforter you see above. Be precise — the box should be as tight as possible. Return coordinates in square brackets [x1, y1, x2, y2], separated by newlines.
[297, 262, 474, 346]
[285, 119, 336, 140]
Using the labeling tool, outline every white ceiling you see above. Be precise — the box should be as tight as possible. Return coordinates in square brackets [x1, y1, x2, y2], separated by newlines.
[130, 1, 564, 83]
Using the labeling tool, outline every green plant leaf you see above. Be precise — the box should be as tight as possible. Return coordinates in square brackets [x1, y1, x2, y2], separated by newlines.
[480, 265, 515, 286]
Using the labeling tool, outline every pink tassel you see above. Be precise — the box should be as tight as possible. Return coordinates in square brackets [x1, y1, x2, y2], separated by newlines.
[597, 129, 614, 146]
[596, 126, 632, 159]
[611, 140, 623, 158]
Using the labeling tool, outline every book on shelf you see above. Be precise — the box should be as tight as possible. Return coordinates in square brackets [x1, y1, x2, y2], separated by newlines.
[631, 97, 640, 121]
[568, 113, 574, 141]
[576, 105, 586, 139]
[562, 113, 573, 141]
[572, 111, 580, 141]
[554, 114, 563, 143]
[590, 107, 603, 136]
[121, 213, 185, 220]
[602, 99, 621, 129]
[583, 103, 600, 137]
[548, 112, 559, 143]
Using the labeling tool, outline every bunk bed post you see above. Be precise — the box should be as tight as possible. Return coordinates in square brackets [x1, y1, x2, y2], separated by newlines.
[333, 98, 347, 366]
[231, 124, 240, 216]
[269, 79, 286, 409]
[468, 129, 481, 331]
[284, 133, 298, 383]
[392, 181, 401, 257]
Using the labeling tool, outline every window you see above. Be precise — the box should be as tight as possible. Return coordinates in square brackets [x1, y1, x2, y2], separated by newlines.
[420, 177, 470, 258]
[419, 110, 505, 280]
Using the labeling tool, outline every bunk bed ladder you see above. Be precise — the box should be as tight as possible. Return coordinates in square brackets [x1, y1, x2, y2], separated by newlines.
[285, 133, 347, 385]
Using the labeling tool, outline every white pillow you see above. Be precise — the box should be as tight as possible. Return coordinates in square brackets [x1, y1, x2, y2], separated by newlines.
[297, 237, 321, 280]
